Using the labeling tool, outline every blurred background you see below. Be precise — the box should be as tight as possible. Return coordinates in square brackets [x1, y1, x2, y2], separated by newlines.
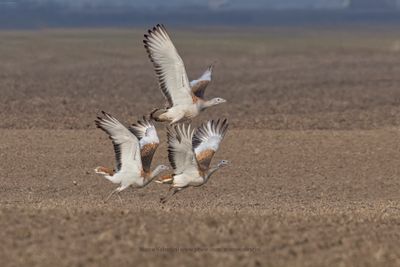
[2, 0, 400, 28]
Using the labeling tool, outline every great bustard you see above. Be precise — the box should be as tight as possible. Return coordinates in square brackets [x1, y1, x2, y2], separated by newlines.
[94, 111, 169, 202]
[143, 24, 226, 124]
[157, 119, 229, 203]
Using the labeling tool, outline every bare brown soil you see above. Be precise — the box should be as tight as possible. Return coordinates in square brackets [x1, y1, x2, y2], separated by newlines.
[1, 28, 400, 267]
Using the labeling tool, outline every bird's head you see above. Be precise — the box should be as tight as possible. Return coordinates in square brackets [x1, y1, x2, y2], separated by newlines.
[157, 164, 170, 171]
[209, 97, 227, 106]
[152, 164, 170, 178]
[217, 160, 229, 168]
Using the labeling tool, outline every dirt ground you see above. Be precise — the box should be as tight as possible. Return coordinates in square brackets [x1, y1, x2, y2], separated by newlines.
[1, 27, 400, 266]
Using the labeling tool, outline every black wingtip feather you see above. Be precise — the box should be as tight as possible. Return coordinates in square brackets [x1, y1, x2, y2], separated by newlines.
[166, 126, 178, 170]
[192, 118, 229, 150]
[142, 24, 174, 107]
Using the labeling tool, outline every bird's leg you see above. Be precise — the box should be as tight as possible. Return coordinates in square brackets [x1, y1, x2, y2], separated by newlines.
[104, 185, 127, 203]
[104, 187, 119, 203]
[117, 193, 123, 205]
[160, 187, 181, 204]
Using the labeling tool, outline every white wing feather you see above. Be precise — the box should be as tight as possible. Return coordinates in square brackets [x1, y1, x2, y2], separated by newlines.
[190, 65, 212, 87]
[167, 124, 198, 175]
[95, 112, 142, 174]
[193, 119, 228, 155]
[129, 117, 159, 148]
[129, 117, 160, 173]
[144, 24, 193, 107]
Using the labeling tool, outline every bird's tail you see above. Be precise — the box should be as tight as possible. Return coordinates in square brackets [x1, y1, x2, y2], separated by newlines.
[155, 174, 173, 184]
[94, 166, 114, 176]
[150, 108, 168, 122]
[94, 166, 122, 184]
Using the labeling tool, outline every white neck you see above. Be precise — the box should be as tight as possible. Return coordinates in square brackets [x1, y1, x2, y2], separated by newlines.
[200, 99, 216, 110]
[204, 165, 220, 183]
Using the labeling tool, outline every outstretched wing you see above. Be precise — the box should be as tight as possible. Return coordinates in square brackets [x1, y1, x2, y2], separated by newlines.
[95, 111, 141, 174]
[129, 117, 159, 174]
[167, 124, 198, 175]
[143, 24, 194, 107]
[190, 64, 213, 98]
[192, 119, 229, 172]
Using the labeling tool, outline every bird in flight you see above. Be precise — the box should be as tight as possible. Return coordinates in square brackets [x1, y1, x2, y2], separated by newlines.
[143, 24, 226, 124]
[94, 111, 169, 203]
[157, 119, 229, 203]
